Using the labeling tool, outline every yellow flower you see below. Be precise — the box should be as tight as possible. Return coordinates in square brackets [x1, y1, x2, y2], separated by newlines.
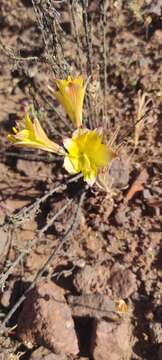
[53, 75, 86, 128]
[8, 114, 65, 155]
[63, 128, 116, 185]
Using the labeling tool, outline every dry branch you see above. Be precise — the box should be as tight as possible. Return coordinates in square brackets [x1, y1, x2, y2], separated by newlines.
[0, 174, 81, 234]
[0, 190, 86, 335]
[0, 199, 73, 290]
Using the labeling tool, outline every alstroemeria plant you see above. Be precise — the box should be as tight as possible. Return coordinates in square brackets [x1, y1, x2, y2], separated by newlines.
[8, 75, 116, 186]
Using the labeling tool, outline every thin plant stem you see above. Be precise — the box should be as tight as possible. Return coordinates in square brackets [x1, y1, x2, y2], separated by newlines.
[102, 0, 108, 124]
[0, 199, 73, 289]
[81, 0, 94, 129]
[0, 174, 82, 232]
[70, 1, 83, 73]
[0, 191, 86, 335]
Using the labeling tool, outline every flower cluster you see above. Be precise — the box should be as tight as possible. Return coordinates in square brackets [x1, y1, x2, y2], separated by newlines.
[8, 75, 116, 186]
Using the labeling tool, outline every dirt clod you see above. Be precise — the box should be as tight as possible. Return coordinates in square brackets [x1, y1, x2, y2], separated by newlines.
[29, 347, 67, 360]
[74, 264, 110, 294]
[0, 278, 18, 308]
[91, 318, 132, 360]
[17, 280, 79, 355]
[149, 322, 162, 344]
[109, 265, 137, 299]
[68, 294, 117, 320]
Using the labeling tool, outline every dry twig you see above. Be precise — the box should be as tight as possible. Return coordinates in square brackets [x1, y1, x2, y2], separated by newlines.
[0, 174, 81, 233]
[0, 190, 86, 335]
[81, 0, 93, 128]
[0, 199, 73, 290]
[70, 1, 83, 73]
[134, 91, 152, 148]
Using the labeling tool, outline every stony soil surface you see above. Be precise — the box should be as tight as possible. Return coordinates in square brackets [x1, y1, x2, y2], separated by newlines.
[0, 1, 161, 360]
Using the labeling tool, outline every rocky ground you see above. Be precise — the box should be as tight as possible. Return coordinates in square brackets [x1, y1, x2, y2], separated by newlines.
[0, 1, 161, 359]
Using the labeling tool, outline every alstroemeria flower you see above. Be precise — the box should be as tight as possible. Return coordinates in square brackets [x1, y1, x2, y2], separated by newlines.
[51, 75, 86, 128]
[8, 114, 65, 155]
[63, 128, 116, 185]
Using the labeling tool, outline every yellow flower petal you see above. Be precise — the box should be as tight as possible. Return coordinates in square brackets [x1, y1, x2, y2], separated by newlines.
[63, 137, 79, 157]
[53, 75, 86, 128]
[7, 134, 17, 143]
[25, 114, 35, 132]
[12, 127, 17, 134]
[83, 168, 97, 186]
[63, 128, 116, 185]
[8, 114, 65, 155]
[64, 156, 79, 174]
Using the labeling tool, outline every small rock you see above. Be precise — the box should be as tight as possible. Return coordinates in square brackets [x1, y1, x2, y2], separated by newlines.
[0, 277, 22, 308]
[143, 189, 151, 200]
[68, 294, 116, 319]
[0, 279, 15, 308]
[109, 265, 137, 299]
[83, 231, 103, 253]
[29, 347, 67, 360]
[74, 265, 110, 294]
[115, 204, 128, 225]
[149, 231, 161, 243]
[91, 319, 132, 360]
[149, 322, 162, 344]
[108, 157, 130, 189]
[17, 280, 79, 355]
[0, 228, 9, 267]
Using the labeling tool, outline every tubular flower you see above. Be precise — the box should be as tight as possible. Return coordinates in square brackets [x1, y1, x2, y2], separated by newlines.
[8, 114, 65, 155]
[63, 128, 116, 185]
[53, 75, 86, 128]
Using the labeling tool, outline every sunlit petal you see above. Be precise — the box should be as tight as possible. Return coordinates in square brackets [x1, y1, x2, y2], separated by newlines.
[8, 114, 65, 155]
[64, 128, 116, 185]
[51, 75, 86, 128]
